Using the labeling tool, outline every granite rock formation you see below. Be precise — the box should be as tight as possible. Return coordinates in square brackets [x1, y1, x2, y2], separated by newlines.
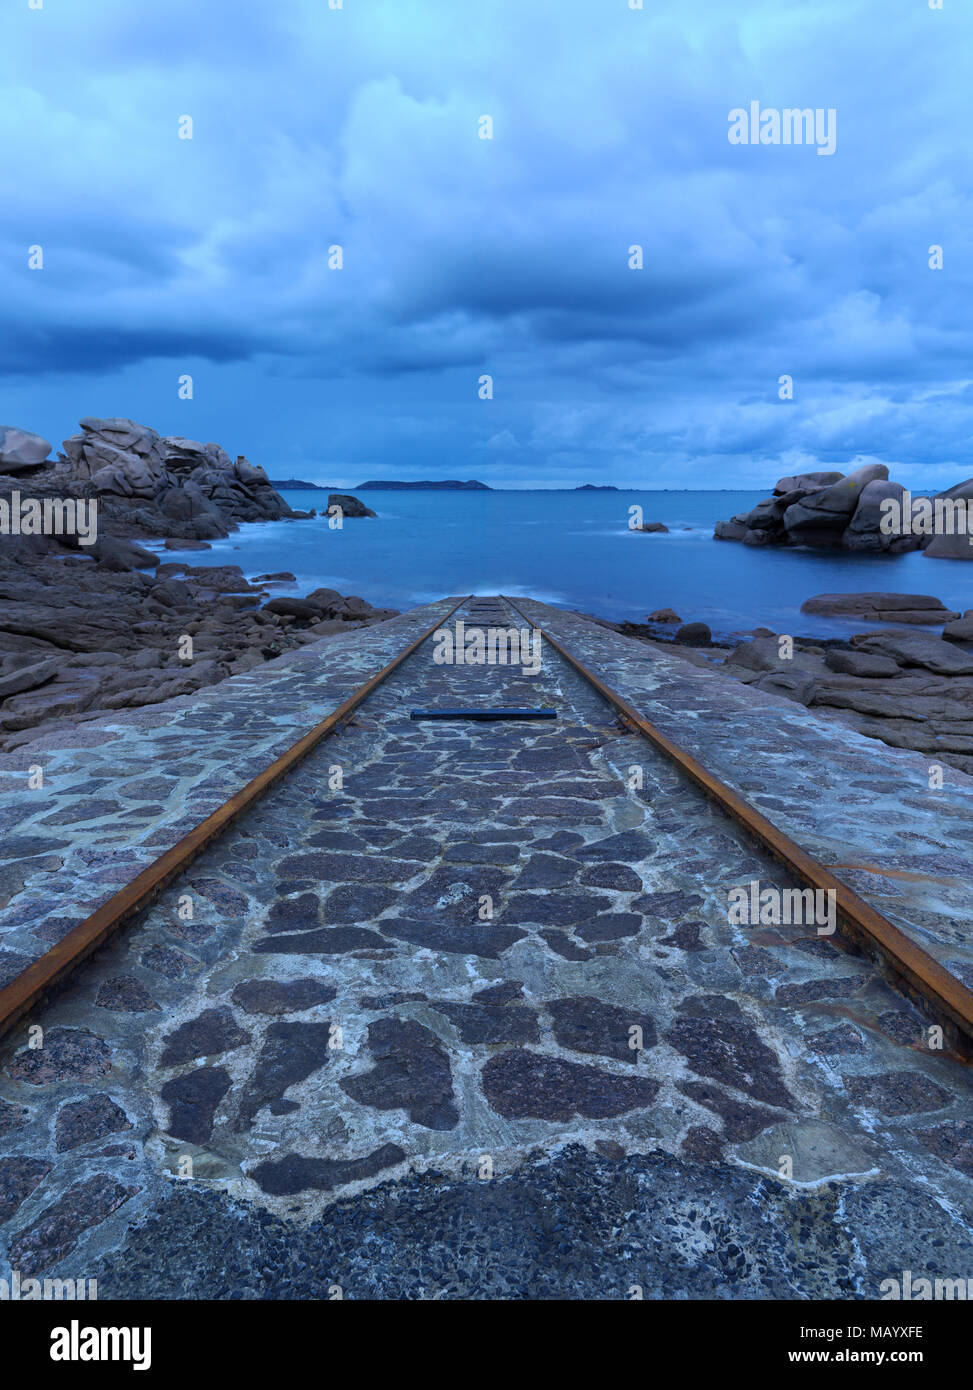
[715, 466, 973, 559]
[0, 426, 52, 473]
[0, 419, 400, 749]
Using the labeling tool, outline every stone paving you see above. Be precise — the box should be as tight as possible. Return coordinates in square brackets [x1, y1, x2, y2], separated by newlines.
[0, 597, 461, 988]
[2, 596, 973, 1299]
[512, 600, 973, 984]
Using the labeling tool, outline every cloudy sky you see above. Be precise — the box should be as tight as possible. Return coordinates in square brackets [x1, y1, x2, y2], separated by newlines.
[2, 0, 971, 488]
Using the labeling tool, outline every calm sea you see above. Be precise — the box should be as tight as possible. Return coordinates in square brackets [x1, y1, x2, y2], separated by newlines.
[151, 489, 973, 641]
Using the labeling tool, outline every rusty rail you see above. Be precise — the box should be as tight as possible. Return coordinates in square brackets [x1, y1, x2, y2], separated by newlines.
[0, 597, 469, 1040]
[504, 596, 973, 1058]
[4, 590, 973, 1060]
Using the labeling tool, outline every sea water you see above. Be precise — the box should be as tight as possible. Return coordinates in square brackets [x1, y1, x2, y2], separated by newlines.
[151, 488, 973, 640]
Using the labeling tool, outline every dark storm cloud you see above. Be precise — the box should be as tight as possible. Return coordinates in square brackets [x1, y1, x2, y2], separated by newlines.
[1, 0, 971, 486]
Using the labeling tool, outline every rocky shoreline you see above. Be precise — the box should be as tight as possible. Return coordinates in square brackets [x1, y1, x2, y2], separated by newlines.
[598, 590, 973, 776]
[5, 419, 973, 771]
[0, 419, 400, 750]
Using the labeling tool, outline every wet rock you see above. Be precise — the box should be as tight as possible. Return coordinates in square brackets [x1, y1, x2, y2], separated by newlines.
[472, 981, 524, 1005]
[278, 852, 422, 885]
[95, 975, 161, 1013]
[852, 630, 973, 677]
[380, 917, 527, 959]
[802, 592, 957, 623]
[264, 596, 322, 620]
[141, 945, 199, 979]
[0, 425, 51, 470]
[574, 913, 643, 943]
[844, 1070, 953, 1116]
[578, 862, 642, 891]
[253, 926, 391, 954]
[443, 841, 521, 865]
[666, 1006, 793, 1108]
[776, 976, 869, 1005]
[235, 1022, 335, 1129]
[432, 1001, 540, 1045]
[714, 519, 747, 541]
[6, 1028, 111, 1085]
[0, 1097, 29, 1136]
[482, 1049, 659, 1121]
[90, 535, 160, 571]
[397, 864, 509, 914]
[659, 920, 705, 950]
[0, 657, 59, 700]
[359, 991, 428, 1010]
[327, 493, 377, 519]
[547, 995, 657, 1063]
[250, 1142, 405, 1196]
[503, 891, 609, 927]
[187, 879, 250, 915]
[7, 1174, 137, 1278]
[824, 650, 902, 678]
[323, 883, 398, 921]
[682, 1125, 725, 1161]
[577, 831, 655, 862]
[262, 894, 322, 934]
[677, 1080, 783, 1141]
[594, 1138, 627, 1160]
[784, 464, 890, 537]
[674, 623, 712, 645]
[340, 1018, 458, 1130]
[916, 1121, 973, 1174]
[943, 612, 973, 642]
[231, 978, 336, 1015]
[806, 1025, 866, 1055]
[876, 1011, 925, 1047]
[512, 854, 578, 889]
[632, 890, 705, 919]
[0, 1155, 52, 1221]
[160, 1007, 251, 1067]
[55, 1095, 132, 1151]
[540, 929, 594, 962]
[161, 1067, 232, 1143]
[0, 950, 32, 989]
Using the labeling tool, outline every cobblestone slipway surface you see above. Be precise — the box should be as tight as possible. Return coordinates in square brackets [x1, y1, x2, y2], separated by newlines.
[2, 597, 973, 1300]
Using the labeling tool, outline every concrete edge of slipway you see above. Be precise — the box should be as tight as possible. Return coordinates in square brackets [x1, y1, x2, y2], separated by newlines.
[0, 597, 466, 771]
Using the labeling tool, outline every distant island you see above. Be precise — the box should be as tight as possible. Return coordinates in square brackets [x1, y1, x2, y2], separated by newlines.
[355, 479, 491, 491]
[575, 484, 618, 491]
[268, 478, 329, 490]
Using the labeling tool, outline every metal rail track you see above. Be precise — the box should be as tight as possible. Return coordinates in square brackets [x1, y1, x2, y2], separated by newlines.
[503, 596, 973, 1060]
[3, 591, 973, 1062]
